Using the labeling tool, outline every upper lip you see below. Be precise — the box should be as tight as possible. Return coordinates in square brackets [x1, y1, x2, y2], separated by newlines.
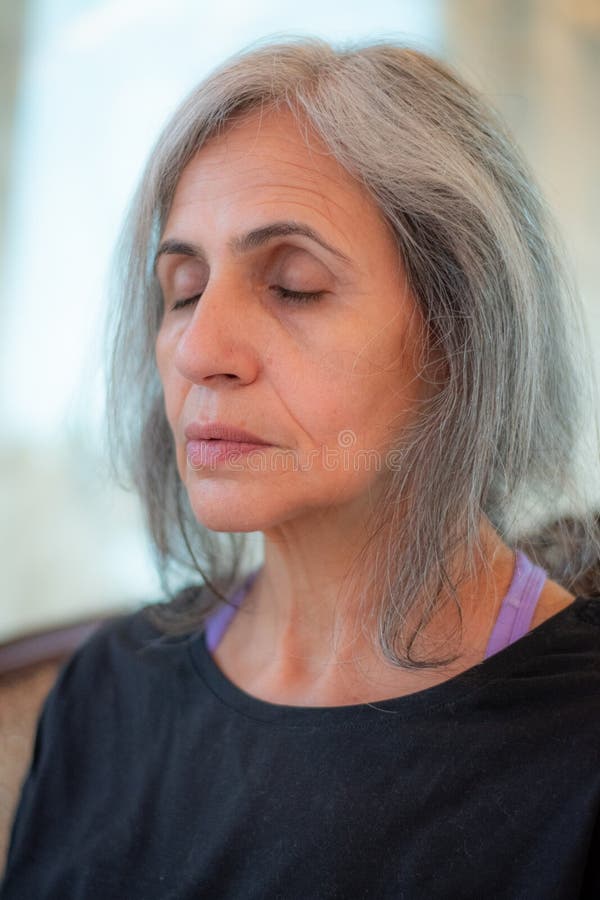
[184, 422, 270, 444]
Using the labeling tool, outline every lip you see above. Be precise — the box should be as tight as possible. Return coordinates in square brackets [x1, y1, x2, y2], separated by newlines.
[184, 422, 271, 445]
[186, 439, 269, 468]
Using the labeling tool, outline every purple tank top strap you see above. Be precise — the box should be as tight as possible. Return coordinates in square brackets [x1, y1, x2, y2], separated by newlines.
[206, 552, 547, 659]
[483, 549, 548, 660]
[204, 567, 262, 654]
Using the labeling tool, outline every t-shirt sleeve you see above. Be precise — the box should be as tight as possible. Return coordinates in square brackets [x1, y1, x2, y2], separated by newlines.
[0, 613, 132, 898]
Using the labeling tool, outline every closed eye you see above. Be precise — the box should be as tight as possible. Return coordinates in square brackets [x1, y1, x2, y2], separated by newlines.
[170, 286, 326, 312]
[269, 286, 326, 305]
[170, 294, 202, 311]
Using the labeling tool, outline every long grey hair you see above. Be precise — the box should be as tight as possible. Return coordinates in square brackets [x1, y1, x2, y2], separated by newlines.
[103, 36, 600, 669]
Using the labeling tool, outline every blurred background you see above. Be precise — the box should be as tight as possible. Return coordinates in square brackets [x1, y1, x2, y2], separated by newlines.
[1, 0, 599, 642]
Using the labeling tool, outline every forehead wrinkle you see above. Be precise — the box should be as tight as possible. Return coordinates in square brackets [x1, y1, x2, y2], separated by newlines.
[188, 119, 359, 191]
[186, 157, 351, 200]
[169, 175, 365, 275]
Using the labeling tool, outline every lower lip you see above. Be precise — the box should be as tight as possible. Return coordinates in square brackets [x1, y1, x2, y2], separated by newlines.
[186, 439, 270, 467]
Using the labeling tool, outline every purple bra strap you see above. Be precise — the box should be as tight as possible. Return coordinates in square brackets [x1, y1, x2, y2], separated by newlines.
[483, 549, 548, 660]
[204, 567, 262, 654]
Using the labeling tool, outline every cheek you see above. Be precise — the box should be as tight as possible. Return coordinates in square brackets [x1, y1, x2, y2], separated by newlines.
[285, 352, 382, 444]
[302, 333, 424, 448]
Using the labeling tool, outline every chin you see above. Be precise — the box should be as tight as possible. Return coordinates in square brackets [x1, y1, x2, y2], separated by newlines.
[186, 480, 327, 536]
[184, 481, 274, 533]
[188, 504, 266, 533]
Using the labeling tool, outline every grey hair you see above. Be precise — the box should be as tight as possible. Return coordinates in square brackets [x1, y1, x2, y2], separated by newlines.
[103, 35, 600, 669]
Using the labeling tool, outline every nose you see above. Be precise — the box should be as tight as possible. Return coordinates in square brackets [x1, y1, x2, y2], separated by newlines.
[172, 276, 260, 387]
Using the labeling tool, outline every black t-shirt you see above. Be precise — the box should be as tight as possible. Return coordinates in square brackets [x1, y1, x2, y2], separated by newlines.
[2, 592, 600, 899]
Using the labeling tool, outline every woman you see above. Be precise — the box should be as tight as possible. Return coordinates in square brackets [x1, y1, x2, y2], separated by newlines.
[2, 37, 599, 899]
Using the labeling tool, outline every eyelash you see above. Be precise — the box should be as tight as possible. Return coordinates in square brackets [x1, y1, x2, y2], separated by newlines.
[170, 286, 325, 312]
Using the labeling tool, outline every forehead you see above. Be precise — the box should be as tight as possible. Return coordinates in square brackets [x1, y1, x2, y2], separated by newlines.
[177, 106, 359, 191]
[164, 106, 391, 245]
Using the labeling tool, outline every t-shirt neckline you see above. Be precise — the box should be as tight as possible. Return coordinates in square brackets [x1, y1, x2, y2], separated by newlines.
[188, 596, 587, 726]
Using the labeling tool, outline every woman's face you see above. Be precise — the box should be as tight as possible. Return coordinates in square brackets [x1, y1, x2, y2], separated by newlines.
[155, 107, 435, 533]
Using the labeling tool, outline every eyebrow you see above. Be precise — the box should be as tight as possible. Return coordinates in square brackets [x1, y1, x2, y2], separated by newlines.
[152, 220, 352, 274]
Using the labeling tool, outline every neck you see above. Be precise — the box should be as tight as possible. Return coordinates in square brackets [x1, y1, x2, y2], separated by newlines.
[220, 516, 516, 697]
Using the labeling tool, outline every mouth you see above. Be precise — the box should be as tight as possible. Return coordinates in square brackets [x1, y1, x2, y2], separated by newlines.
[183, 422, 270, 444]
[186, 438, 271, 468]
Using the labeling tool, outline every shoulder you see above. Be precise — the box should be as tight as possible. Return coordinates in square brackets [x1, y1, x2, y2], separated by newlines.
[40, 598, 203, 732]
[2, 592, 212, 887]
[32, 610, 158, 736]
[528, 578, 578, 631]
[60, 607, 163, 680]
[60, 581, 212, 682]
[522, 592, 600, 687]
[24, 602, 205, 780]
